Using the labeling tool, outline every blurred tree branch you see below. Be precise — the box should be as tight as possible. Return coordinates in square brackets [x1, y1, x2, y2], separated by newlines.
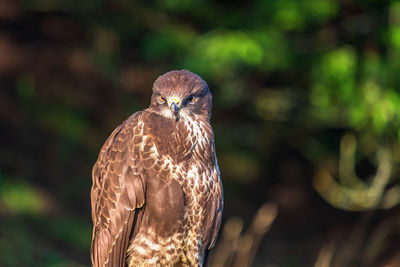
[210, 203, 278, 267]
[313, 133, 394, 211]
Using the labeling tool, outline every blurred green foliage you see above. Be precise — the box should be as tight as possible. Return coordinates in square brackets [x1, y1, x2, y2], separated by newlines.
[0, 180, 44, 215]
[1, 0, 400, 266]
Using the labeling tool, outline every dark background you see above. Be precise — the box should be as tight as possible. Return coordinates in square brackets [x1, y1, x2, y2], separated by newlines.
[1, 0, 400, 266]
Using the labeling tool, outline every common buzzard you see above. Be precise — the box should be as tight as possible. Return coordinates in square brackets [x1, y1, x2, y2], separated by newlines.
[90, 70, 224, 266]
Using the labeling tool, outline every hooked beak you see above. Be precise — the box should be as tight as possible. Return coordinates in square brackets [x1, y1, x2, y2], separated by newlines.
[167, 97, 181, 121]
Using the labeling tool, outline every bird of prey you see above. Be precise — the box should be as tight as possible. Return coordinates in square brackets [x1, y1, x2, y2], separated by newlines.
[90, 70, 223, 267]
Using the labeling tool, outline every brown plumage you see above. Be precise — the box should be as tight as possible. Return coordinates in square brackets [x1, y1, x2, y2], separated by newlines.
[91, 70, 223, 267]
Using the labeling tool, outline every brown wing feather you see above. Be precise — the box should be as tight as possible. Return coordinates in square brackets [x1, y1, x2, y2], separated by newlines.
[91, 112, 146, 267]
[202, 142, 224, 250]
[202, 174, 224, 250]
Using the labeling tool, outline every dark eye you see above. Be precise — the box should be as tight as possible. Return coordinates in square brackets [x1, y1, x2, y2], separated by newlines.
[187, 95, 196, 103]
[159, 95, 166, 103]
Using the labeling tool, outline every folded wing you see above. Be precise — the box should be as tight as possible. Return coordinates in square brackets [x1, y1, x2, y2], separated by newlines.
[91, 112, 146, 267]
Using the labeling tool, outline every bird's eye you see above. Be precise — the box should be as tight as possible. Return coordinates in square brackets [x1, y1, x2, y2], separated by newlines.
[188, 95, 196, 103]
[159, 95, 166, 103]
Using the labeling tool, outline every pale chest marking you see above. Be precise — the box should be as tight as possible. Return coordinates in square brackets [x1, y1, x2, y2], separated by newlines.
[182, 113, 209, 152]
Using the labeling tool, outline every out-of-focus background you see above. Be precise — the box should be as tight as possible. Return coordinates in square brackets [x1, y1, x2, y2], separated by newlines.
[1, 0, 400, 266]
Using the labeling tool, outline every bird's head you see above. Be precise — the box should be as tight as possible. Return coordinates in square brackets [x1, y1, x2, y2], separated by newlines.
[150, 70, 212, 122]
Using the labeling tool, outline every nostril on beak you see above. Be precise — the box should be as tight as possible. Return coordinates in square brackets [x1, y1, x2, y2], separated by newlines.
[170, 102, 180, 121]
[170, 102, 179, 113]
